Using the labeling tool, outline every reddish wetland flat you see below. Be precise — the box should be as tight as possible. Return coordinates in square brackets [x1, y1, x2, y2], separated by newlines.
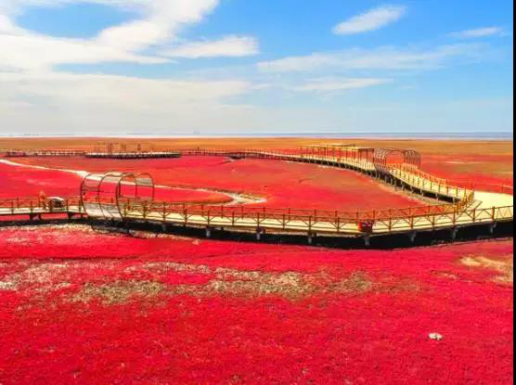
[0, 138, 513, 384]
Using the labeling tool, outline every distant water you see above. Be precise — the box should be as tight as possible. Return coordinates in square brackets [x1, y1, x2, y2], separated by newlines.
[0, 132, 513, 141]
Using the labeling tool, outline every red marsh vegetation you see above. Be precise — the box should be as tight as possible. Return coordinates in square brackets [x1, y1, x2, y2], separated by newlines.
[0, 138, 513, 384]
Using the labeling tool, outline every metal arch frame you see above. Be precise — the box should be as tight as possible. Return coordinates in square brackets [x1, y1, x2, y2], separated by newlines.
[100, 172, 125, 219]
[404, 150, 421, 169]
[115, 172, 155, 218]
[80, 172, 103, 217]
[80, 172, 123, 219]
[80, 172, 155, 220]
[373, 148, 422, 175]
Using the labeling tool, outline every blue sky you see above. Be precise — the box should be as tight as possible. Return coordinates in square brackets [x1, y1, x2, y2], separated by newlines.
[0, 0, 513, 136]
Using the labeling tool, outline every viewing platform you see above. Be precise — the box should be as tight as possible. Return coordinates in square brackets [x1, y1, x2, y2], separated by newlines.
[85, 151, 182, 159]
[3, 150, 86, 157]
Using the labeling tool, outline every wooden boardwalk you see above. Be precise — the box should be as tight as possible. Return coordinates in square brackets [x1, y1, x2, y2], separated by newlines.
[3, 150, 86, 157]
[113, 149, 512, 239]
[120, 203, 512, 240]
[0, 198, 83, 219]
[85, 152, 181, 159]
[0, 149, 513, 244]
[2, 150, 181, 159]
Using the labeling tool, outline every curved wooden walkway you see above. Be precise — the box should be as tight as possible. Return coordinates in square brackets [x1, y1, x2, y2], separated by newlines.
[0, 149, 513, 245]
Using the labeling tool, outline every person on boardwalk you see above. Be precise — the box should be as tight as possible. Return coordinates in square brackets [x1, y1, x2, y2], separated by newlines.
[39, 191, 48, 209]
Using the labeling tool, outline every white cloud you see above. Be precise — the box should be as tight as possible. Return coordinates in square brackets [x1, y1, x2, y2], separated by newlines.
[0, 71, 254, 133]
[0, 72, 250, 107]
[258, 44, 483, 73]
[293, 77, 392, 92]
[0, 14, 16, 32]
[451, 26, 505, 39]
[162, 36, 259, 59]
[96, 0, 220, 52]
[0, 0, 229, 72]
[259, 53, 341, 73]
[333, 5, 406, 35]
[0, 33, 167, 72]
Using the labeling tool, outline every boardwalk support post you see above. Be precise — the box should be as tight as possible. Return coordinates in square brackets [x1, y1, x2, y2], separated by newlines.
[308, 233, 315, 245]
[364, 235, 371, 247]
[451, 227, 459, 241]
[123, 221, 131, 235]
[206, 227, 212, 238]
[408, 231, 417, 244]
[489, 222, 498, 234]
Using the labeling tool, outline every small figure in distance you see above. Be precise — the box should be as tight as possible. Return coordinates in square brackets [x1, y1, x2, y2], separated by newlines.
[39, 191, 48, 210]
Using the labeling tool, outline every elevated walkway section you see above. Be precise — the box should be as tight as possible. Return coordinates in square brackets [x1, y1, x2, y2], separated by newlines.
[1, 148, 513, 246]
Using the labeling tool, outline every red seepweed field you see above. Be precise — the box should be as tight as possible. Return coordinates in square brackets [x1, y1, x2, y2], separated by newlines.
[0, 138, 513, 384]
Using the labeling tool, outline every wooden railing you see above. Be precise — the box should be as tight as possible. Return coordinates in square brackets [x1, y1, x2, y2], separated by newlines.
[121, 201, 461, 221]
[0, 197, 82, 215]
[3, 150, 86, 157]
[178, 149, 477, 203]
[1, 193, 512, 234]
[444, 181, 514, 196]
[390, 166, 473, 201]
[119, 200, 513, 234]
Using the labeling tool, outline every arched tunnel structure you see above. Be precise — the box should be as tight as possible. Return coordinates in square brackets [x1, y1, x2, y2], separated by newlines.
[80, 172, 155, 219]
[373, 149, 422, 176]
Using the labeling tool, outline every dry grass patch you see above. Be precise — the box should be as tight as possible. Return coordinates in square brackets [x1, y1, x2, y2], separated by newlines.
[166, 270, 375, 301]
[69, 265, 377, 305]
[0, 262, 71, 293]
[3, 260, 416, 306]
[71, 280, 167, 305]
[461, 255, 513, 284]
